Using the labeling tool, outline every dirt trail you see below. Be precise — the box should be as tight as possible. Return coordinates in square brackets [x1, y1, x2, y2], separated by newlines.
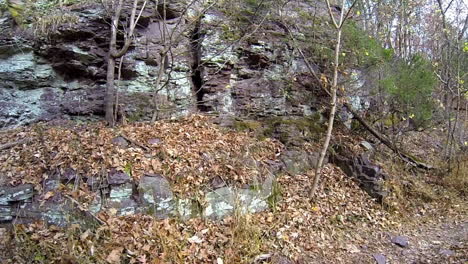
[350, 218, 468, 264]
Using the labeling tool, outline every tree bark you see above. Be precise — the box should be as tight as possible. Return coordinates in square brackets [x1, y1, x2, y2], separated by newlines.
[105, 0, 146, 127]
[310, 0, 355, 198]
[105, 0, 124, 127]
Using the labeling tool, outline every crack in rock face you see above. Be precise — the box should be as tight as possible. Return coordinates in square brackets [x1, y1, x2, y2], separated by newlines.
[0, 2, 337, 127]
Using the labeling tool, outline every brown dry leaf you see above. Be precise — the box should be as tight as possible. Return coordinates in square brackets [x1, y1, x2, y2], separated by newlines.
[43, 191, 54, 200]
[108, 208, 118, 217]
[80, 229, 90, 241]
[106, 247, 123, 264]
[136, 254, 147, 264]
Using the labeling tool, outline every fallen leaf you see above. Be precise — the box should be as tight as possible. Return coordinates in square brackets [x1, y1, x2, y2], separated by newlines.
[106, 247, 123, 264]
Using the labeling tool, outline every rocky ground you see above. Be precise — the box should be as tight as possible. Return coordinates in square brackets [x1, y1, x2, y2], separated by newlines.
[362, 218, 467, 264]
[311, 213, 468, 264]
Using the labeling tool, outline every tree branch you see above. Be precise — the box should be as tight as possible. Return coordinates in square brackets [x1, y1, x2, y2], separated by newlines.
[112, 0, 147, 58]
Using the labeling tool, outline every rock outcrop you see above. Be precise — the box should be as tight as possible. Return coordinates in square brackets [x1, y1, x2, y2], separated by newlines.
[0, 142, 325, 226]
[0, 170, 278, 226]
[332, 150, 388, 202]
[0, 0, 388, 214]
[0, 1, 338, 128]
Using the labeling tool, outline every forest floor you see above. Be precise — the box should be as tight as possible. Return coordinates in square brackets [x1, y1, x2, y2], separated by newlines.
[0, 115, 466, 263]
[352, 216, 467, 264]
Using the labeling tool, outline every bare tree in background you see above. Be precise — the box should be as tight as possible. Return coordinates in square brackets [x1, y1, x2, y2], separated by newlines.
[435, 0, 468, 169]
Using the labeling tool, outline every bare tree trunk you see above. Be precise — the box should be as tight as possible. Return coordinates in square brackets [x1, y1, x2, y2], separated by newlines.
[151, 0, 169, 123]
[105, 56, 117, 126]
[105, 0, 124, 127]
[151, 54, 167, 122]
[310, 0, 357, 198]
[105, 0, 146, 127]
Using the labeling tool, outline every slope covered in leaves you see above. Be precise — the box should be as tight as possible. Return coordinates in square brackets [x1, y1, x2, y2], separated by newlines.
[1, 165, 395, 263]
[2, 115, 464, 263]
[0, 115, 281, 195]
[0, 115, 398, 263]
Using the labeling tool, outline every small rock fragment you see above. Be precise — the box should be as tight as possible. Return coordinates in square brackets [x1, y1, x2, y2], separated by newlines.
[391, 235, 409, 248]
[439, 249, 455, 257]
[360, 141, 374, 151]
[372, 253, 386, 264]
[188, 235, 203, 244]
[108, 169, 131, 185]
[148, 138, 162, 145]
[112, 136, 129, 148]
[0, 184, 34, 205]
[43, 179, 60, 192]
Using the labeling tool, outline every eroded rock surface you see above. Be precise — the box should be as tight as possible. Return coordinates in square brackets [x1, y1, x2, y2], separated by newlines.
[333, 152, 388, 201]
[0, 170, 277, 226]
[0, 1, 345, 128]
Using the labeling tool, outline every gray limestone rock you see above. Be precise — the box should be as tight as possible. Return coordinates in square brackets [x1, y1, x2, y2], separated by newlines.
[107, 197, 139, 216]
[111, 137, 130, 149]
[333, 152, 388, 201]
[203, 186, 271, 219]
[139, 174, 175, 217]
[88, 193, 102, 215]
[109, 183, 133, 199]
[280, 150, 324, 175]
[0, 184, 34, 205]
[203, 187, 236, 219]
[360, 141, 374, 151]
[108, 170, 131, 185]
[148, 138, 162, 146]
[439, 249, 455, 257]
[0, 205, 12, 221]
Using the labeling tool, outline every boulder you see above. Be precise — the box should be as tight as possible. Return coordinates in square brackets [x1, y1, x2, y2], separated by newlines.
[139, 174, 175, 218]
[203, 187, 236, 219]
[280, 150, 325, 175]
[203, 186, 271, 219]
[333, 152, 388, 201]
[109, 183, 133, 199]
[108, 170, 131, 185]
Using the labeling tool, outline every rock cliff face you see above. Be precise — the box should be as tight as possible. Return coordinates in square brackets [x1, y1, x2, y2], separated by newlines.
[0, 1, 331, 128]
[0, 1, 387, 207]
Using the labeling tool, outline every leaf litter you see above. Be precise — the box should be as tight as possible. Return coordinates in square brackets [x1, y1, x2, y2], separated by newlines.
[2, 115, 456, 263]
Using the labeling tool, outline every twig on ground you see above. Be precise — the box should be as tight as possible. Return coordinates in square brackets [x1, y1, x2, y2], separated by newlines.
[0, 138, 31, 151]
